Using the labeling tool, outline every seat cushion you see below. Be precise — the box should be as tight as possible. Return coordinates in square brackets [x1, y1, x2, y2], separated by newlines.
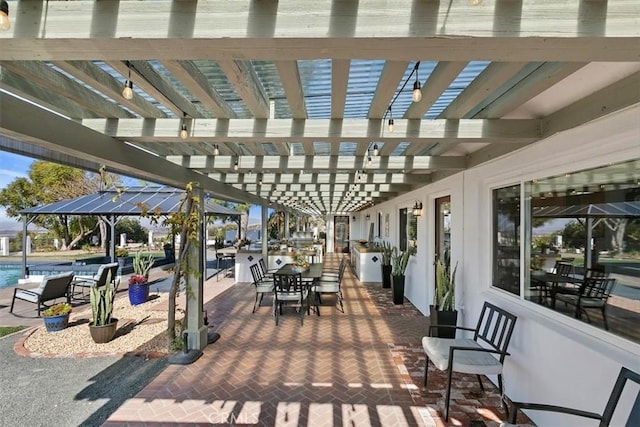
[14, 289, 41, 303]
[422, 337, 503, 375]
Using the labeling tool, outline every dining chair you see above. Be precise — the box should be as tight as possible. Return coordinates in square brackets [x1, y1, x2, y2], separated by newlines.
[422, 301, 517, 421]
[556, 276, 616, 330]
[312, 258, 346, 313]
[249, 263, 273, 313]
[505, 366, 640, 426]
[272, 272, 307, 325]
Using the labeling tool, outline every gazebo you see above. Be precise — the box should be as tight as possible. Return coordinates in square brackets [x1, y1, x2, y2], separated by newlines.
[19, 186, 241, 278]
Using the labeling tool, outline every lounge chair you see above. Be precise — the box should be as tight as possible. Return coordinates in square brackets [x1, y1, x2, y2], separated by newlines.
[10, 271, 74, 316]
[71, 262, 119, 300]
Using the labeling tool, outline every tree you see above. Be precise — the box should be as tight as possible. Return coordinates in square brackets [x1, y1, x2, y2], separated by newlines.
[0, 161, 120, 250]
[115, 218, 148, 243]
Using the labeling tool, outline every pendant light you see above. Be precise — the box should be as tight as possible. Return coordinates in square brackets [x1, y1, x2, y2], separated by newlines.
[412, 61, 422, 103]
[0, 0, 10, 31]
[233, 157, 239, 171]
[212, 145, 220, 156]
[122, 62, 134, 100]
[387, 106, 394, 132]
[179, 113, 189, 139]
[373, 144, 379, 156]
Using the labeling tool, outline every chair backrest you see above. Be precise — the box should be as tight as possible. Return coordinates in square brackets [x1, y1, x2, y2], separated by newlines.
[273, 273, 303, 296]
[259, 258, 269, 276]
[585, 267, 609, 279]
[95, 263, 119, 287]
[38, 272, 74, 300]
[473, 301, 518, 363]
[602, 367, 640, 426]
[582, 276, 616, 300]
[250, 263, 264, 284]
[554, 261, 574, 277]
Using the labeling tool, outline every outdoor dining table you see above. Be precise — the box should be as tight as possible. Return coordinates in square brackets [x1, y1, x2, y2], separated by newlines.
[275, 263, 324, 315]
[530, 270, 584, 308]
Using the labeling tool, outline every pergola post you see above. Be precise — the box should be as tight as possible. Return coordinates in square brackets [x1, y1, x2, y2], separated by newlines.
[185, 187, 207, 351]
[261, 203, 268, 259]
[284, 211, 290, 239]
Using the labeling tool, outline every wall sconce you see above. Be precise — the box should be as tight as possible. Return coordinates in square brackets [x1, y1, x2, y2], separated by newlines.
[365, 213, 371, 221]
[412, 200, 423, 216]
[352, 215, 356, 222]
[0, 0, 11, 31]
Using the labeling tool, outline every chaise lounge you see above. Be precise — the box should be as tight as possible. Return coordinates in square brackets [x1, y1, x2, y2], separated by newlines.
[10, 271, 75, 316]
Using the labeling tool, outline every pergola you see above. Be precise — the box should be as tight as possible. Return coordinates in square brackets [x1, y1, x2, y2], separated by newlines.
[0, 1, 638, 216]
[19, 186, 240, 277]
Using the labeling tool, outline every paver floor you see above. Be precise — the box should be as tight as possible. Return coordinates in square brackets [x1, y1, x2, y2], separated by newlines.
[104, 254, 528, 426]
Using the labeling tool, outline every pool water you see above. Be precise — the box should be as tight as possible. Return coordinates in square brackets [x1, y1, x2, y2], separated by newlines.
[0, 267, 21, 289]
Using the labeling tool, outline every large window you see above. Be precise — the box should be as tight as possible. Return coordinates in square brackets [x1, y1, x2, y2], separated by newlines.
[523, 159, 640, 343]
[492, 184, 521, 295]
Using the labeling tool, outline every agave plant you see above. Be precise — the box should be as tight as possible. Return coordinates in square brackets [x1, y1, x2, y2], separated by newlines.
[434, 253, 457, 311]
[391, 245, 416, 276]
[90, 271, 116, 326]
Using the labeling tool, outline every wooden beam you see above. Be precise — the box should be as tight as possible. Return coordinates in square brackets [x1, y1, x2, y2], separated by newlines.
[332, 60, 350, 119]
[404, 62, 468, 119]
[217, 60, 270, 119]
[369, 61, 409, 119]
[275, 60, 307, 119]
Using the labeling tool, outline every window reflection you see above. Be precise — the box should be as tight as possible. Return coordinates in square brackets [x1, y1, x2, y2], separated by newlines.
[493, 184, 521, 295]
[525, 159, 640, 344]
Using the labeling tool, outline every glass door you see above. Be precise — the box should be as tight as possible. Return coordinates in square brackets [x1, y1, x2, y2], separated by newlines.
[334, 215, 350, 254]
[435, 196, 451, 267]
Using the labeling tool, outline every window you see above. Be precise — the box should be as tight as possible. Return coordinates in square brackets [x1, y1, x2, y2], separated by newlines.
[398, 207, 418, 252]
[492, 184, 521, 295]
[524, 158, 640, 343]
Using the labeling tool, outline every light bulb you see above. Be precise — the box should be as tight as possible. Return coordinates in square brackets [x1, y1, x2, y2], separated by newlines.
[412, 81, 422, 102]
[233, 160, 239, 171]
[122, 81, 134, 100]
[0, 1, 10, 32]
[179, 123, 188, 139]
[213, 145, 220, 156]
[367, 156, 372, 167]
[373, 144, 379, 156]
[388, 118, 394, 133]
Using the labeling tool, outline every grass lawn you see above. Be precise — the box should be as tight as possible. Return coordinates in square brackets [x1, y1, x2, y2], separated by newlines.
[0, 326, 26, 337]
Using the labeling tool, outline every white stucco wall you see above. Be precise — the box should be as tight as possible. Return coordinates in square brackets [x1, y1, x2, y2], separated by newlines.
[361, 105, 640, 425]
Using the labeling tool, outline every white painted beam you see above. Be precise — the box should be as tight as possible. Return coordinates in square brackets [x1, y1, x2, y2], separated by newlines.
[332, 60, 350, 119]
[275, 60, 307, 119]
[404, 62, 468, 119]
[217, 60, 270, 119]
[369, 61, 409, 119]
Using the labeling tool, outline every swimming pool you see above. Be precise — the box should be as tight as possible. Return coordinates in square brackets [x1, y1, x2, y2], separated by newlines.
[0, 266, 21, 289]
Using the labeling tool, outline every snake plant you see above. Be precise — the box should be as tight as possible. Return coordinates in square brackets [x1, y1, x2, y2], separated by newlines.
[90, 271, 116, 326]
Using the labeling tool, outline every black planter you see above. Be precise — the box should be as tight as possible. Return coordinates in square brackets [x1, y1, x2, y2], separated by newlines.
[429, 305, 458, 338]
[381, 264, 392, 289]
[392, 274, 405, 304]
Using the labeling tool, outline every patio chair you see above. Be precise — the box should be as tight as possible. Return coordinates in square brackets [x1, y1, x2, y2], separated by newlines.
[10, 271, 74, 316]
[258, 257, 277, 279]
[312, 257, 346, 313]
[556, 276, 616, 330]
[422, 301, 518, 421]
[504, 366, 640, 426]
[273, 272, 307, 326]
[250, 263, 273, 313]
[71, 262, 119, 300]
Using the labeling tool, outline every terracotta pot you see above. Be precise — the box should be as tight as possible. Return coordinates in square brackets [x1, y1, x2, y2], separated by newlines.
[88, 318, 119, 343]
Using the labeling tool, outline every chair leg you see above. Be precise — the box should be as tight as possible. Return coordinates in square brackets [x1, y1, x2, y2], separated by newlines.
[602, 306, 609, 330]
[445, 368, 454, 421]
[423, 357, 430, 387]
[497, 374, 504, 396]
[476, 374, 484, 391]
[252, 292, 260, 313]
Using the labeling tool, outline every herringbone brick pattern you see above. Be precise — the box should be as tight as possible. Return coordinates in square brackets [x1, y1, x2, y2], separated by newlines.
[105, 255, 530, 426]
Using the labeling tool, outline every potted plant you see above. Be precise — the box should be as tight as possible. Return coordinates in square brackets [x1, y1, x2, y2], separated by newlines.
[115, 247, 129, 267]
[128, 273, 150, 306]
[42, 302, 72, 332]
[430, 250, 458, 338]
[391, 245, 416, 304]
[88, 272, 118, 343]
[163, 242, 175, 262]
[380, 241, 393, 289]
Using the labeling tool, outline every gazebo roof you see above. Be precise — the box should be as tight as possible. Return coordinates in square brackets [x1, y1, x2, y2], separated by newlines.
[21, 186, 240, 217]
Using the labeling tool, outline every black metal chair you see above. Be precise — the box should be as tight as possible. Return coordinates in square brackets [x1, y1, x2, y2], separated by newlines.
[272, 272, 307, 326]
[556, 276, 616, 330]
[506, 367, 640, 426]
[249, 263, 273, 313]
[10, 271, 74, 316]
[312, 258, 346, 313]
[422, 301, 518, 421]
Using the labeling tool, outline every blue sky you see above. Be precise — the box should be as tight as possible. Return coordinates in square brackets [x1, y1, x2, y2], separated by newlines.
[0, 151, 262, 229]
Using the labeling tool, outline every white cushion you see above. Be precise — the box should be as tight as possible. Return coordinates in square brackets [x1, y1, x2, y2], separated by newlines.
[14, 289, 41, 303]
[422, 337, 503, 375]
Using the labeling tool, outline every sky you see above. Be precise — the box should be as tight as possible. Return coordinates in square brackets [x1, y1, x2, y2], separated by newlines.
[0, 151, 263, 231]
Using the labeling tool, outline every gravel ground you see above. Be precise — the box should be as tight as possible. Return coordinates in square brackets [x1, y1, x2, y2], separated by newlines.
[23, 292, 175, 357]
[0, 329, 169, 426]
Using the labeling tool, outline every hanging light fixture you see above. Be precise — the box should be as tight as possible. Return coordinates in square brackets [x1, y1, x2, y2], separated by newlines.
[412, 200, 423, 216]
[412, 61, 422, 103]
[122, 62, 134, 100]
[212, 145, 220, 156]
[0, 0, 10, 31]
[258, 174, 263, 185]
[179, 113, 189, 139]
[387, 107, 394, 132]
[373, 144, 379, 156]
[233, 157, 239, 171]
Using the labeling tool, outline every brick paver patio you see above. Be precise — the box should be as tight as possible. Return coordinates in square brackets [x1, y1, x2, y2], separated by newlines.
[104, 254, 530, 426]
